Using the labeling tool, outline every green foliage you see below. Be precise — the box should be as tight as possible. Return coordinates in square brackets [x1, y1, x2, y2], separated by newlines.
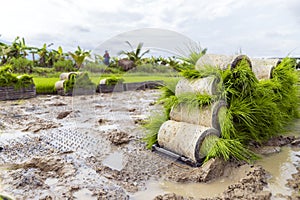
[142, 112, 168, 149]
[128, 64, 176, 74]
[175, 92, 213, 110]
[104, 76, 125, 86]
[69, 46, 91, 69]
[178, 42, 207, 65]
[31, 67, 55, 77]
[204, 138, 259, 163]
[53, 60, 75, 72]
[144, 55, 300, 163]
[158, 80, 179, 117]
[0, 64, 33, 89]
[84, 62, 107, 73]
[0, 194, 13, 200]
[119, 41, 150, 65]
[33, 77, 58, 94]
[207, 57, 300, 162]
[159, 79, 178, 99]
[8, 57, 33, 74]
[181, 69, 203, 79]
[222, 58, 257, 101]
[63, 72, 96, 93]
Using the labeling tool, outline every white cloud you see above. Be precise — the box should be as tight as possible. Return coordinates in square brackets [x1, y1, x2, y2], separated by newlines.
[1, 0, 299, 57]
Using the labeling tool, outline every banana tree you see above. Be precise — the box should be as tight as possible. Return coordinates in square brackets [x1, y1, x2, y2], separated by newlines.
[0, 42, 9, 64]
[8, 37, 28, 59]
[37, 43, 50, 67]
[69, 46, 91, 69]
[0, 37, 29, 64]
[119, 41, 150, 65]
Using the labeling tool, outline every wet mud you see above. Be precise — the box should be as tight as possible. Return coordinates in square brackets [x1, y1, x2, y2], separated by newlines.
[0, 90, 299, 200]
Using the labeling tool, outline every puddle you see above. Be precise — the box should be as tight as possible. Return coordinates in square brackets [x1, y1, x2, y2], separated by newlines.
[132, 165, 251, 199]
[102, 151, 124, 171]
[131, 180, 165, 200]
[45, 177, 58, 186]
[99, 124, 118, 132]
[132, 179, 235, 199]
[132, 146, 300, 199]
[258, 146, 300, 196]
[73, 188, 97, 200]
[0, 131, 28, 141]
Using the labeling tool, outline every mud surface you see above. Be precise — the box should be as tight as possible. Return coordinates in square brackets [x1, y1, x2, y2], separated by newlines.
[0, 90, 299, 200]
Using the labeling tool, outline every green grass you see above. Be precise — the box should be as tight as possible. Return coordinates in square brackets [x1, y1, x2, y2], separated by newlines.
[33, 75, 178, 95]
[33, 77, 58, 94]
[142, 112, 168, 149]
[90, 75, 180, 84]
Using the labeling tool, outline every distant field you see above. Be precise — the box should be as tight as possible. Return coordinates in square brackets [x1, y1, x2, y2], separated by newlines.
[33, 75, 179, 94]
[33, 77, 59, 94]
[91, 75, 179, 84]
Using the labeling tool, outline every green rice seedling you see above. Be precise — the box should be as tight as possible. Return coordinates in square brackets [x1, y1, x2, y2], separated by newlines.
[104, 76, 125, 86]
[181, 69, 204, 79]
[174, 92, 213, 111]
[142, 112, 168, 149]
[144, 55, 300, 164]
[0, 65, 34, 89]
[157, 79, 179, 117]
[74, 72, 96, 89]
[204, 138, 259, 163]
[218, 106, 236, 140]
[177, 42, 207, 65]
[63, 72, 96, 93]
[159, 95, 178, 118]
[159, 79, 178, 99]
[64, 73, 76, 93]
[0, 194, 13, 200]
[33, 77, 58, 94]
[272, 58, 299, 118]
[224, 60, 258, 101]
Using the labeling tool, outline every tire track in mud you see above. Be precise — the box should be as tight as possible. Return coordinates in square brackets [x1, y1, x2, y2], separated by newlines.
[0, 127, 130, 199]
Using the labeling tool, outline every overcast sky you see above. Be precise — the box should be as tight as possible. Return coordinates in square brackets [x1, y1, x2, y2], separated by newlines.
[1, 0, 300, 57]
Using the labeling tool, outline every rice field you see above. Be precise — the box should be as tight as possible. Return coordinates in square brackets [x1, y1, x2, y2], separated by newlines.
[33, 75, 179, 95]
[33, 77, 59, 94]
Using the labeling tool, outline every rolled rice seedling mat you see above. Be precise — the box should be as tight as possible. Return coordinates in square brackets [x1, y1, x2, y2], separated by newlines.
[99, 78, 107, 85]
[196, 54, 235, 70]
[175, 76, 218, 96]
[169, 100, 227, 132]
[59, 72, 79, 80]
[196, 54, 252, 70]
[157, 120, 220, 163]
[55, 80, 65, 91]
[251, 58, 280, 80]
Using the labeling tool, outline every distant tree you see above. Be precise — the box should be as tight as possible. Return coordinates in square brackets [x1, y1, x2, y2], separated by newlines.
[69, 46, 91, 69]
[119, 41, 150, 65]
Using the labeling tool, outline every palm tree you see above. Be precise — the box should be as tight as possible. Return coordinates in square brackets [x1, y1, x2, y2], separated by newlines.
[119, 41, 150, 65]
[69, 46, 91, 69]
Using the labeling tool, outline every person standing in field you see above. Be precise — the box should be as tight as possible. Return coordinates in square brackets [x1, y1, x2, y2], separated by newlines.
[103, 50, 110, 65]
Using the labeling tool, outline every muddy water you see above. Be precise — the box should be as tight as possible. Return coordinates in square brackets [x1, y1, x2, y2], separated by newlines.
[132, 119, 300, 199]
[102, 151, 124, 171]
[131, 146, 300, 199]
[259, 146, 300, 197]
[131, 164, 249, 199]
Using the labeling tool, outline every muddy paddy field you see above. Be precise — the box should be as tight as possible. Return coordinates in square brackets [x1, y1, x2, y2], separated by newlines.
[0, 89, 299, 200]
